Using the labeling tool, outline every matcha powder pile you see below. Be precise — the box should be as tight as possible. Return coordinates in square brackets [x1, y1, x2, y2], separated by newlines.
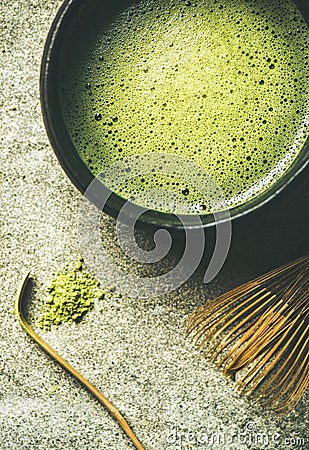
[38, 257, 104, 331]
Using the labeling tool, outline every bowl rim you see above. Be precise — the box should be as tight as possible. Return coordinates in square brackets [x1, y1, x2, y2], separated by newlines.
[40, 0, 309, 231]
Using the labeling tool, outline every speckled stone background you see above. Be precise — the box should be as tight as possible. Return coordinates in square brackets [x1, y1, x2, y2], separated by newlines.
[0, 1, 308, 449]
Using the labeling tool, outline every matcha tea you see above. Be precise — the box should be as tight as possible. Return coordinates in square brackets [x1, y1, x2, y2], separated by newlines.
[61, 0, 309, 213]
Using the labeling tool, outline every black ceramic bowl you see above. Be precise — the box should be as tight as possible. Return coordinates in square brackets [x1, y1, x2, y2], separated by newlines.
[41, 0, 309, 231]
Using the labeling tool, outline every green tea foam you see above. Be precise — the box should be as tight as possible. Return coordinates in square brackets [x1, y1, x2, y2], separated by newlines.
[61, 0, 309, 214]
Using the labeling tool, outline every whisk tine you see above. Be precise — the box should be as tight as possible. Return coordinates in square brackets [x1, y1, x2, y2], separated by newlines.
[237, 316, 302, 392]
[256, 321, 308, 400]
[186, 255, 309, 413]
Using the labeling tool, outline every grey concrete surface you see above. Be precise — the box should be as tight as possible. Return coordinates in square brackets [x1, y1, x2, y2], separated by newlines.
[0, 1, 308, 449]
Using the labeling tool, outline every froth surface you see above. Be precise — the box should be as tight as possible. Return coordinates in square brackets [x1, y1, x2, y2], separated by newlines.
[61, 0, 309, 214]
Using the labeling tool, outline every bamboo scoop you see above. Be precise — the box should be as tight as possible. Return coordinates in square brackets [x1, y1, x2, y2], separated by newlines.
[16, 273, 145, 450]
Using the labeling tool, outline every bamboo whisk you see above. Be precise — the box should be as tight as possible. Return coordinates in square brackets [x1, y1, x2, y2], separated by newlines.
[186, 255, 309, 413]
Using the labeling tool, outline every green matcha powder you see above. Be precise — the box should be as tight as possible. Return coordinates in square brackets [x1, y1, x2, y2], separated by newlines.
[38, 258, 118, 331]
